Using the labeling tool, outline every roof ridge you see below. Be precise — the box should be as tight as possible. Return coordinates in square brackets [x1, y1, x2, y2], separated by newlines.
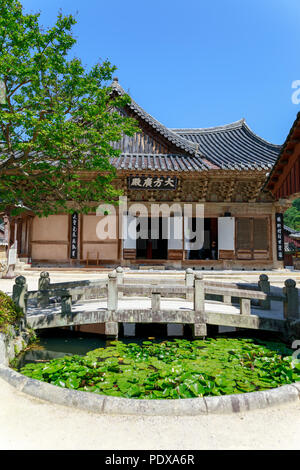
[113, 153, 196, 156]
[110, 78, 200, 156]
[171, 119, 246, 134]
[173, 119, 282, 149]
[110, 79, 280, 171]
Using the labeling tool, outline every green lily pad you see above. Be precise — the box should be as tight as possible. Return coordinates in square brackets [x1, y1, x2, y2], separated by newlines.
[19, 337, 298, 399]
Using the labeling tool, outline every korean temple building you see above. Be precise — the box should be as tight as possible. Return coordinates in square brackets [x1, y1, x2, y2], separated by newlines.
[4, 78, 299, 270]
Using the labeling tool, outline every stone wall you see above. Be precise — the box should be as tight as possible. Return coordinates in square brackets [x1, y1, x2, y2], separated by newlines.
[0, 324, 35, 367]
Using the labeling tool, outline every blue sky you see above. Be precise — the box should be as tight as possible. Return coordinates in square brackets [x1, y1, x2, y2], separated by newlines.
[22, 0, 300, 144]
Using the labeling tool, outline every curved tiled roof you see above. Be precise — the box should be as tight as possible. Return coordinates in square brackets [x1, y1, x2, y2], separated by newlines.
[171, 120, 281, 170]
[284, 224, 298, 234]
[2, 82, 281, 177]
[111, 78, 281, 171]
[264, 112, 300, 194]
[111, 78, 199, 156]
[110, 153, 208, 172]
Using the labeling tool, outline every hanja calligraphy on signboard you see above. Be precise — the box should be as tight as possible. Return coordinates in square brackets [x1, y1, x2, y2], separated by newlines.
[128, 175, 177, 190]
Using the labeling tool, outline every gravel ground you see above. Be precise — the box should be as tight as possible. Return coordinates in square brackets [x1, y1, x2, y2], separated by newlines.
[0, 377, 300, 450]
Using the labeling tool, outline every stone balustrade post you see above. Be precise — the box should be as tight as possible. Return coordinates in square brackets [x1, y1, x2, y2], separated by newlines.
[185, 268, 194, 301]
[116, 266, 124, 298]
[193, 273, 206, 338]
[61, 291, 72, 315]
[107, 271, 118, 311]
[106, 271, 118, 338]
[240, 298, 251, 315]
[194, 273, 205, 312]
[258, 274, 271, 310]
[223, 295, 231, 305]
[37, 271, 50, 308]
[283, 279, 299, 320]
[38, 271, 50, 290]
[12, 275, 28, 315]
[151, 292, 161, 312]
[117, 267, 135, 336]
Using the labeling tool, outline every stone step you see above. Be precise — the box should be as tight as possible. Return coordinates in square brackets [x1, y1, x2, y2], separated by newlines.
[15, 261, 31, 270]
[139, 266, 166, 270]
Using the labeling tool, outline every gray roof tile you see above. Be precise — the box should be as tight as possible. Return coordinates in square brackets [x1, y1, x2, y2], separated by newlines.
[171, 119, 281, 171]
[110, 154, 208, 172]
[111, 78, 281, 171]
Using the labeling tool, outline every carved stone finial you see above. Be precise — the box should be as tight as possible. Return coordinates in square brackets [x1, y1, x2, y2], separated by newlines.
[37, 272, 50, 308]
[195, 273, 203, 280]
[38, 271, 50, 291]
[285, 279, 296, 288]
[12, 275, 28, 314]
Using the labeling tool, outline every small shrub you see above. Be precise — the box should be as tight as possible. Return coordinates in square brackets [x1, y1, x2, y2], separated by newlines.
[0, 290, 23, 332]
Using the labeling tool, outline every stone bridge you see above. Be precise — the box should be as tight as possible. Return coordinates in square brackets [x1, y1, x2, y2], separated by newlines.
[11, 269, 300, 339]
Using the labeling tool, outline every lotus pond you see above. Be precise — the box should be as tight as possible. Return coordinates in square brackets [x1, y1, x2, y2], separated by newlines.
[18, 337, 300, 399]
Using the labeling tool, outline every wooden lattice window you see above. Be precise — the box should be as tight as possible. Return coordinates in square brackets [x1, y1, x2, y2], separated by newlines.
[253, 218, 269, 251]
[236, 219, 252, 252]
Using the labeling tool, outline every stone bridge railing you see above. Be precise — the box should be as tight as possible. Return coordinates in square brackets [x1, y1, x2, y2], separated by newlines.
[10, 269, 300, 338]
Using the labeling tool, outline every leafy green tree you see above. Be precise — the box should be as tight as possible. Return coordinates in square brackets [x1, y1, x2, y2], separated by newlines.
[292, 199, 300, 212]
[284, 199, 300, 231]
[0, 0, 138, 219]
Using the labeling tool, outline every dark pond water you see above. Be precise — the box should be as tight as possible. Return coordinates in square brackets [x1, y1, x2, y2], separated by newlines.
[17, 322, 288, 370]
[16, 327, 170, 369]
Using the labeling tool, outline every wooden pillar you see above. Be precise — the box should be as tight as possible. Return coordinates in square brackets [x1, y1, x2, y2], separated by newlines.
[20, 217, 27, 257]
[14, 218, 18, 250]
[27, 216, 33, 260]
[3, 214, 10, 249]
[3, 215, 17, 278]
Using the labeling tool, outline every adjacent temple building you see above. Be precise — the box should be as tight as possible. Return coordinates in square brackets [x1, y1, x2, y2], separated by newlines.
[7, 78, 294, 270]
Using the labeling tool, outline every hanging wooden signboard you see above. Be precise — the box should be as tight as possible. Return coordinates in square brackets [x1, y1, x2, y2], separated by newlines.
[70, 212, 79, 259]
[128, 175, 177, 190]
[275, 213, 284, 261]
